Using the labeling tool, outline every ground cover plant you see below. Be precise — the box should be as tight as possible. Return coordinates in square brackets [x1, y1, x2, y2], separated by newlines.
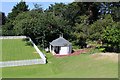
[1, 39, 40, 61]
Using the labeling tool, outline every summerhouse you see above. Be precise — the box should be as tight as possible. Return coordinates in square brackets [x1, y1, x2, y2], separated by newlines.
[49, 36, 72, 55]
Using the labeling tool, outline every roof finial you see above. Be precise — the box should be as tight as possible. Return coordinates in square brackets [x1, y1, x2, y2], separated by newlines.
[59, 33, 63, 37]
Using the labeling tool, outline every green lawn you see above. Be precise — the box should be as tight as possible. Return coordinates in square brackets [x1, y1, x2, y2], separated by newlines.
[1, 39, 40, 61]
[0, 38, 1, 78]
[0, 38, 2, 61]
[1, 50, 118, 78]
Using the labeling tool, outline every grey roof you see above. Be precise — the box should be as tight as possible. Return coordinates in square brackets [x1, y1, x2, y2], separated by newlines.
[50, 37, 72, 46]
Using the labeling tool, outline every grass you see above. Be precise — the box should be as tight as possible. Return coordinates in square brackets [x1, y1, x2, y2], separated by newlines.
[0, 37, 1, 78]
[1, 50, 118, 78]
[1, 39, 40, 61]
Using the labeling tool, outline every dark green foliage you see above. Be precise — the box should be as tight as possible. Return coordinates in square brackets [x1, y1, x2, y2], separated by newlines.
[102, 22, 120, 52]
[89, 14, 114, 40]
[13, 11, 69, 48]
[98, 2, 120, 22]
[32, 3, 43, 13]
[2, 21, 15, 36]
[2, 1, 29, 36]
[8, 1, 29, 20]
[45, 3, 67, 17]
[2, 1, 120, 52]
[0, 12, 6, 25]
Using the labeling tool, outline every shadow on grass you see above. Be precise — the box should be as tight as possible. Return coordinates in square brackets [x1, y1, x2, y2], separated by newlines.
[25, 41, 33, 46]
[22, 38, 33, 47]
[22, 38, 29, 41]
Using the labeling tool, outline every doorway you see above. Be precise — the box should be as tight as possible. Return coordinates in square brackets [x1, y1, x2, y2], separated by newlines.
[54, 46, 60, 54]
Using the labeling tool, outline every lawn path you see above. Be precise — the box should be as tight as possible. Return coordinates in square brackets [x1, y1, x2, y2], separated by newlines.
[0, 59, 45, 68]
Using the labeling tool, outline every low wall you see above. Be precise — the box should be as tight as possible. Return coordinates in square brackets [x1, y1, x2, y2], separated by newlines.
[29, 38, 46, 64]
[0, 59, 45, 68]
[0, 36, 27, 39]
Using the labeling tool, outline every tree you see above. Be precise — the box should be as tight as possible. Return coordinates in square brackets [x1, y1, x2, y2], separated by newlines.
[88, 14, 114, 40]
[45, 3, 67, 17]
[8, 0, 29, 20]
[2, 1, 120, 52]
[32, 3, 43, 13]
[2, 21, 15, 36]
[2, 1, 29, 36]
[45, 2, 89, 25]
[0, 12, 6, 25]
[87, 2, 99, 24]
[70, 14, 115, 48]
[13, 11, 69, 48]
[102, 22, 120, 52]
[98, 2, 120, 22]
[70, 15, 89, 48]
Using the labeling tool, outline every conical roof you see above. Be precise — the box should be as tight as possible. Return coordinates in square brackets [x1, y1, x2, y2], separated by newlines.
[50, 37, 71, 46]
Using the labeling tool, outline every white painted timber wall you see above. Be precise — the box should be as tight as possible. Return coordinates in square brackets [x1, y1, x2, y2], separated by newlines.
[29, 37, 46, 64]
[59, 45, 72, 55]
[0, 59, 45, 68]
[0, 36, 27, 39]
[59, 46, 70, 55]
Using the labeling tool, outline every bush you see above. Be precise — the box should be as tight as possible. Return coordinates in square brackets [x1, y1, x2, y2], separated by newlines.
[88, 48, 100, 54]
[25, 41, 33, 46]
[22, 38, 29, 41]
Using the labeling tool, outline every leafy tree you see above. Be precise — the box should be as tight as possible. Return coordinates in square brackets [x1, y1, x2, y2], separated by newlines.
[8, 1, 29, 20]
[13, 11, 69, 48]
[71, 14, 116, 48]
[2, 1, 120, 52]
[87, 3, 99, 24]
[89, 14, 114, 40]
[0, 12, 6, 25]
[63, 2, 82, 25]
[32, 3, 43, 13]
[70, 15, 89, 48]
[2, 21, 15, 36]
[72, 2, 100, 24]
[102, 22, 120, 52]
[2, 1, 29, 36]
[45, 3, 67, 17]
[45, 2, 89, 25]
[98, 2, 120, 22]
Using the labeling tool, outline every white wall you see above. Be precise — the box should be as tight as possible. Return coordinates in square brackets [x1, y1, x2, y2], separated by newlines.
[59, 46, 69, 55]
[50, 45, 72, 55]
[0, 36, 27, 39]
[29, 38, 46, 64]
[0, 59, 45, 68]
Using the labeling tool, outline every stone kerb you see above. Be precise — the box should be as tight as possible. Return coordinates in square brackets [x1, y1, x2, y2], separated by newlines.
[0, 36, 27, 39]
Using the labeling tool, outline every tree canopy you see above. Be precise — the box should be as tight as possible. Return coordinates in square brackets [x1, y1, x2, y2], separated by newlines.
[8, 1, 29, 20]
[2, 1, 120, 52]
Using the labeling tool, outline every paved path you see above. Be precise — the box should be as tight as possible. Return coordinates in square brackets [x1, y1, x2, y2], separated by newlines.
[0, 59, 45, 68]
